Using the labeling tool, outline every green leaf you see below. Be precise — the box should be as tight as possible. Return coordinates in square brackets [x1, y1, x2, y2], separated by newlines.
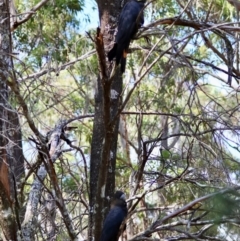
[161, 150, 171, 159]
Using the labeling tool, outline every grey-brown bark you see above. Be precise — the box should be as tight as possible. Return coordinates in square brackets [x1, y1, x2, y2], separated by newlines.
[21, 121, 78, 241]
[44, 193, 56, 241]
[89, 1, 124, 241]
[0, 0, 24, 240]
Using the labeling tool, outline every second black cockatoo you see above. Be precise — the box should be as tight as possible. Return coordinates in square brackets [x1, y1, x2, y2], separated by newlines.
[108, 0, 146, 73]
[100, 191, 128, 241]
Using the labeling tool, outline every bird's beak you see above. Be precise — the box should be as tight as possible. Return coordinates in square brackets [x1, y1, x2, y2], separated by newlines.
[120, 193, 126, 200]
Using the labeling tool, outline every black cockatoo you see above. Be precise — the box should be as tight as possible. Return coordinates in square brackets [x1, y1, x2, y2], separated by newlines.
[108, 0, 146, 73]
[100, 191, 128, 241]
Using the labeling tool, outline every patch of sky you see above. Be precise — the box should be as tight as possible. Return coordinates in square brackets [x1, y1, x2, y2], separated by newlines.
[22, 133, 90, 171]
[78, 0, 99, 32]
[198, 64, 240, 159]
[77, 1, 153, 33]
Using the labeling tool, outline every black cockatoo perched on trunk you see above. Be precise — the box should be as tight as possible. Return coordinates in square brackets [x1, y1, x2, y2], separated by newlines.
[108, 0, 146, 73]
[100, 191, 128, 241]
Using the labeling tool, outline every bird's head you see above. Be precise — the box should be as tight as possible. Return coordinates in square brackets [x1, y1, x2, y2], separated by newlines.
[114, 191, 126, 200]
[111, 191, 127, 208]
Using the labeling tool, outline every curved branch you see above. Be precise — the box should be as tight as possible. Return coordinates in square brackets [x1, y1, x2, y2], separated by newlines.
[129, 186, 240, 240]
[18, 49, 96, 82]
[11, 0, 51, 31]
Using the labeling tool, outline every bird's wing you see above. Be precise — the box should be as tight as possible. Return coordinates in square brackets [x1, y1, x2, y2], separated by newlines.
[100, 207, 126, 241]
[116, 1, 142, 44]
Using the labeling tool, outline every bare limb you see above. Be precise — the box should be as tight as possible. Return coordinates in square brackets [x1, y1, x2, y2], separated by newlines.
[11, 0, 51, 30]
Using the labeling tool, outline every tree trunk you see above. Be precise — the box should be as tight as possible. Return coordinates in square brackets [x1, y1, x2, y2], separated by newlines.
[89, 1, 124, 241]
[0, 0, 24, 240]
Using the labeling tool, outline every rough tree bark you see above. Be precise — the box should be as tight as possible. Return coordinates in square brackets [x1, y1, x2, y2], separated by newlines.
[0, 0, 24, 240]
[89, 1, 125, 241]
[21, 121, 78, 241]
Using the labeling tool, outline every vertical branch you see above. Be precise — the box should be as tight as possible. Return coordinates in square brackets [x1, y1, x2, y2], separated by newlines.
[44, 193, 56, 241]
[22, 164, 48, 241]
[22, 122, 77, 240]
[0, 1, 24, 240]
[236, 6, 239, 72]
[89, 74, 105, 241]
[93, 24, 121, 241]
[89, 1, 124, 241]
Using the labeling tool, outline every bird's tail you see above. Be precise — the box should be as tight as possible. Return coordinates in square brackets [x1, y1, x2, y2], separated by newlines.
[108, 43, 118, 61]
[121, 57, 126, 73]
[108, 44, 127, 72]
[120, 50, 127, 73]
